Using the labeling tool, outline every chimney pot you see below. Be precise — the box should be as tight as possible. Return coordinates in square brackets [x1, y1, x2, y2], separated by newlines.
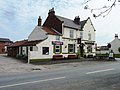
[74, 16, 80, 25]
[48, 8, 55, 16]
[38, 16, 42, 26]
[115, 34, 118, 39]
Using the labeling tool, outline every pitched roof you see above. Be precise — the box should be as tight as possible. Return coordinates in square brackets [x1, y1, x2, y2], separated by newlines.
[8, 40, 27, 47]
[56, 16, 81, 30]
[0, 38, 12, 42]
[21, 40, 42, 46]
[80, 20, 87, 29]
[8, 40, 43, 47]
[28, 26, 48, 41]
[43, 26, 61, 35]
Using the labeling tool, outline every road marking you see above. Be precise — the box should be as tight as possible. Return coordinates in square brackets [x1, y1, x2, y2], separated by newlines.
[86, 68, 115, 75]
[0, 76, 66, 89]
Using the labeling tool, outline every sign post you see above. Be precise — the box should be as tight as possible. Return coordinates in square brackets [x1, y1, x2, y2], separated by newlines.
[77, 38, 84, 57]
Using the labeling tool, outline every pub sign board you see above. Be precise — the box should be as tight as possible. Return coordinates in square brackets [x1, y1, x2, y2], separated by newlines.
[52, 41, 63, 45]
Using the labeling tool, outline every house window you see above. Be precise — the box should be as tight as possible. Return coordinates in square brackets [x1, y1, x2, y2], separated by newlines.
[20, 47, 23, 54]
[30, 47, 33, 51]
[53, 45, 62, 54]
[87, 45, 92, 53]
[42, 47, 49, 55]
[26, 47, 28, 54]
[80, 32, 83, 39]
[55, 45, 60, 53]
[70, 30, 74, 38]
[88, 33, 91, 40]
[68, 44, 75, 53]
[56, 36, 60, 41]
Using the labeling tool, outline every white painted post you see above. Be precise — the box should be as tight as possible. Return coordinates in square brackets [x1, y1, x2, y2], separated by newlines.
[28, 48, 30, 64]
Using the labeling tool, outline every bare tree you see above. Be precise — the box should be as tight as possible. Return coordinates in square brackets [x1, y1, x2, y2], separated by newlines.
[84, 0, 120, 18]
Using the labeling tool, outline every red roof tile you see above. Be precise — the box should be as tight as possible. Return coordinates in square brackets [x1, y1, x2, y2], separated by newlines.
[21, 40, 42, 46]
[42, 26, 60, 35]
[8, 40, 42, 47]
[8, 40, 27, 47]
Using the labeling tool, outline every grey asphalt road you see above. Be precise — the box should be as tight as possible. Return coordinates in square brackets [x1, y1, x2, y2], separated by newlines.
[0, 60, 120, 90]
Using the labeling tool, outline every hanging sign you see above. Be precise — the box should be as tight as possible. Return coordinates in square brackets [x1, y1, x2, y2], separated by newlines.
[52, 41, 63, 45]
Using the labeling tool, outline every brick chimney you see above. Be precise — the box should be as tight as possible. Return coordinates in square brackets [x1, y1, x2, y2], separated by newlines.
[38, 16, 42, 26]
[74, 16, 80, 25]
[48, 8, 55, 16]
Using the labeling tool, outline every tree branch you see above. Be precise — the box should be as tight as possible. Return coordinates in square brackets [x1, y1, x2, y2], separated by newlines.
[84, 0, 120, 18]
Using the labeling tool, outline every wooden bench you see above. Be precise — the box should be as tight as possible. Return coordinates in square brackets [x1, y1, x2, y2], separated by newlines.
[53, 55, 63, 60]
[68, 55, 77, 59]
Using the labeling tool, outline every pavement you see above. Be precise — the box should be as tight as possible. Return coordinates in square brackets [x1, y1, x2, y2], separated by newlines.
[0, 54, 119, 73]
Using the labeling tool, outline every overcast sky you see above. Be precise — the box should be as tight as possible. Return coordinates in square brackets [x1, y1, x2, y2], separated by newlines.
[0, 0, 120, 45]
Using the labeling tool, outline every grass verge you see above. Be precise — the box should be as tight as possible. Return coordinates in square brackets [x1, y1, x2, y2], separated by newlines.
[30, 58, 52, 63]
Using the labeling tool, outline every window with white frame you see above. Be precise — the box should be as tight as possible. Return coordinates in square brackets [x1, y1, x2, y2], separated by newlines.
[56, 36, 60, 41]
[88, 33, 91, 40]
[68, 44, 75, 53]
[55, 45, 60, 53]
[87, 45, 92, 53]
[70, 30, 74, 38]
[80, 32, 83, 39]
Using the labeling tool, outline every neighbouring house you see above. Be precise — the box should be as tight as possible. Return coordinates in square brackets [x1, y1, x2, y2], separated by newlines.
[0, 38, 12, 54]
[7, 8, 96, 62]
[109, 34, 120, 54]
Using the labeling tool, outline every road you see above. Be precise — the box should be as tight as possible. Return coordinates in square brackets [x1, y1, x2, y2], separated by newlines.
[0, 60, 120, 90]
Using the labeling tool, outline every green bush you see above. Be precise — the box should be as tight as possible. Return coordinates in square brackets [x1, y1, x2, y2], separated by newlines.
[96, 53, 109, 57]
[96, 54, 120, 58]
[16, 54, 28, 60]
[16, 54, 24, 59]
[30, 59, 52, 63]
[114, 54, 120, 58]
[22, 54, 28, 60]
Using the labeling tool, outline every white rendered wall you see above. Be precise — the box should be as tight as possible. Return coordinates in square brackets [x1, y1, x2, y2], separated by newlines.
[28, 35, 61, 60]
[82, 19, 95, 42]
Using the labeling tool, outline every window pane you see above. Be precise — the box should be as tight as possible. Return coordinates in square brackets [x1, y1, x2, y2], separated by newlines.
[88, 33, 91, 40]
[56, 36, 60, 41]
[56, 46, 60, 48]
[43, 47, 49, 55]
[68, 44, 75, 53]
[70, 30, 74, 38]
[55, 45, 60, 53]
[56, 49, 60, 53]
[70, 49, 73, 52]
[69, 44, 73, 48]
[80, 32, 83, 39]
[87, 45, 92, 53]
[30, 47, 33, 51]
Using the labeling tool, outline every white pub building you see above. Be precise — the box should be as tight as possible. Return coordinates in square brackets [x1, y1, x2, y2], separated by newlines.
[28, 8, 96, 61]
